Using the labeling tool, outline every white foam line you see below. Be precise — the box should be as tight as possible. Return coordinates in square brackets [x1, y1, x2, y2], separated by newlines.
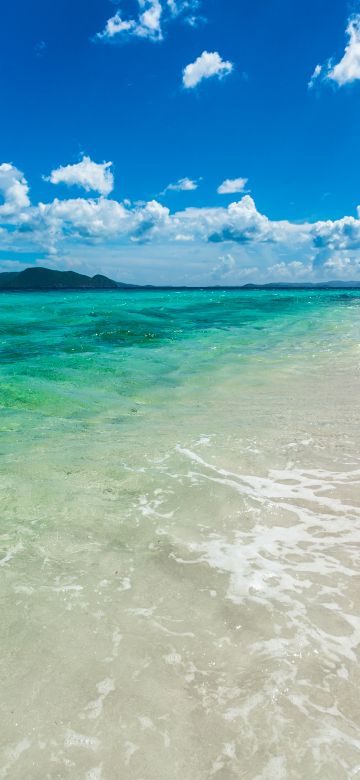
[176, 446, 360, 518]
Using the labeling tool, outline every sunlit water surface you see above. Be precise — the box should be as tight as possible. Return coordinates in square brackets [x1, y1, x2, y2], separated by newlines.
[1, 289, 360, 779]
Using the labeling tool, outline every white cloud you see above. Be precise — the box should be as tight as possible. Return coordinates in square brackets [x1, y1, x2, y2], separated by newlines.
[308, 64, 322, 89]
[38, 197, 129, 238]
[96, 1, 162, 41]
[96, 0, 200, 43]
[97, 14, 136, 40]
[4, 158, 360, 283]
[0, 163, 30, 219]
[329, 15, 360, 85]
[268, 260, 313, 279]
[46, 156, 114, 196]
[217, 177, 248, 195]
[212, 252, 236, 278]
[167, 0, 205, 26]
[32, 197, 171, 255]
[212, 253, 260, 283]
[167, 0, 194, 14]
[310, 14, 360, 88]
[138, 0, 163, 38]
[183, 51, 233, 88]
[173, 196, 274, 244]
[162, 177, 199, 193]
[323, 255, 352, 273]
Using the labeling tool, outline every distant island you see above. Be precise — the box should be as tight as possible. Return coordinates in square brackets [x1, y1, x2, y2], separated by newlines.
[0, 267, 135, 290]
[1, 266, 360, 291]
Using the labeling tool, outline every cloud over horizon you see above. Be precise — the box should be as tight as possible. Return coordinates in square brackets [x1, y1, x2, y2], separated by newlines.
[2, 158, 360, 284]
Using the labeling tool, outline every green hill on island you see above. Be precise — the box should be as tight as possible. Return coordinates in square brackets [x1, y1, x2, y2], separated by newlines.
[0, 267, 135, 290]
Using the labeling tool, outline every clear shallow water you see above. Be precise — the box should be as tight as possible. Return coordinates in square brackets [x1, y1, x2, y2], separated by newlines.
[1, 289, 360, 779]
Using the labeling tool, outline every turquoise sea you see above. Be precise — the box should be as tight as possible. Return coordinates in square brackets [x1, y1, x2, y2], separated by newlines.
[1, 289, 360, 778]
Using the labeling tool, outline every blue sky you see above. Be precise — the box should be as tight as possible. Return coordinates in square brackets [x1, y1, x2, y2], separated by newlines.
[1, 0, 360, 284]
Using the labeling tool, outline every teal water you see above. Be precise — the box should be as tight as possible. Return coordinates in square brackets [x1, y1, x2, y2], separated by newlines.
[1, 290, 360, 778]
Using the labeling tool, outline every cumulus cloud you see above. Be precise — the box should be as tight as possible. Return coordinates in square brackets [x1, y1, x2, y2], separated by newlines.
[31, 197, 171, 255]
[176, 196, 273, 244]
[183, 51, 233, 88]
[0, 163, 31, 219]
[322, 254, 360, 276]
[329, 15, 360, 85]
[46, 156, 114, 196]
[310, 14, 360, 87]
[161, 177, 199, 194]
[310, 213, 360, 253]
[38, 197, 129, 239]
[217, 177, 248, 195]
[3, 158, 360, 282]
[96, 0, 200, 43]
